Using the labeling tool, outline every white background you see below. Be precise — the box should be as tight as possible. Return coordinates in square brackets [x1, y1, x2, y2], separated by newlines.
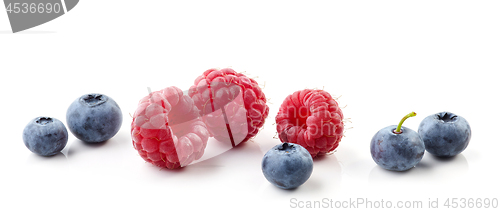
[1, 1, 499, 211]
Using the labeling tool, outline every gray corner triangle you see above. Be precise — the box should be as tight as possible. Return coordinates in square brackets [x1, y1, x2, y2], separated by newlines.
[5, 0, 66, 33]
[64, 0, 78, 11]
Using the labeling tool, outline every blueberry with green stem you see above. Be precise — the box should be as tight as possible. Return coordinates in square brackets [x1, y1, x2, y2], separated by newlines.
[370, 112, 425, 171]
[418, 112, 471, 157]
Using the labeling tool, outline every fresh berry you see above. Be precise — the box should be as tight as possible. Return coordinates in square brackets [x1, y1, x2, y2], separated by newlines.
[188, 68, 269, 146]
[418, 112, 471, 157]
[23, 117, 68, 156]
[131, 86, 210, 169]
[66, 93, 123, 143]
[370, 112, 425, 171]
[262, 142, 313, 189]
[275, 89, 344, 158]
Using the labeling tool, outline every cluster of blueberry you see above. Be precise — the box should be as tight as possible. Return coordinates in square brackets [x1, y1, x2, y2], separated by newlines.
[261, 111, 472, 190]
[22, 94, 123, 156]
[370, 111, 471, 171]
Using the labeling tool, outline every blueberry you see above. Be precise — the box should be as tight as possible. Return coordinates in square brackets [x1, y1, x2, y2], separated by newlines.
[261, 142, 313, 189]
[23, 117, 68, 156]
[370, 112, 425, 171]
[66, 93, 123, 143]
[370, 125, 425, 171]
[418, 112, 471, 157]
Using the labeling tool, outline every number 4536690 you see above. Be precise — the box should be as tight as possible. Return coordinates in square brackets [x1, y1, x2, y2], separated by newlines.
[5, 3, 62, 14]
[444, 198, 498, 208]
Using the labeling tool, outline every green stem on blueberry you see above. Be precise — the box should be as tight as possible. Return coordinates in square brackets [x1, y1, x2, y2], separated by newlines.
[394, 112, 417, 134]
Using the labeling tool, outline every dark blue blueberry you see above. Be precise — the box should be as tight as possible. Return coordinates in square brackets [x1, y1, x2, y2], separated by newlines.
[66, 93, 122, 143]
[370, 125, 425, 171]
[23, 117, 68, 156]
[261, 143, 313, 189]
[418, 112, 471, 157]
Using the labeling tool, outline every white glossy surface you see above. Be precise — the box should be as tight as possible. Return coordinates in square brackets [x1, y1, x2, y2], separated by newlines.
[1, 1, 499, 211]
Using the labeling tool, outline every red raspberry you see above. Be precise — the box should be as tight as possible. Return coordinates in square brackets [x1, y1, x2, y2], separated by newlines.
[131, 86, 209, 169]
[276, 89, 344, 158]
[188, 68, 269, 146]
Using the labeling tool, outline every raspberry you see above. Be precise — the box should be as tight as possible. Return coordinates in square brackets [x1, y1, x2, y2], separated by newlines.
[131, 86, 209, 169]
[275, 89, 344, 158]
[188, 68, 269, 146]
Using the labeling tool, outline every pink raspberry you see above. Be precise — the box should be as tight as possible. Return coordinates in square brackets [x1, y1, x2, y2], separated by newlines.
[188, 68, 269, 146]
[276, 89, 344, 158]
[131, 86, 209, 169]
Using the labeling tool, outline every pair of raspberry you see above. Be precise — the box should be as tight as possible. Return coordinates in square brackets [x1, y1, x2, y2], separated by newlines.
[131, 68, 344, 169]
[131, 68, 270, 169]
